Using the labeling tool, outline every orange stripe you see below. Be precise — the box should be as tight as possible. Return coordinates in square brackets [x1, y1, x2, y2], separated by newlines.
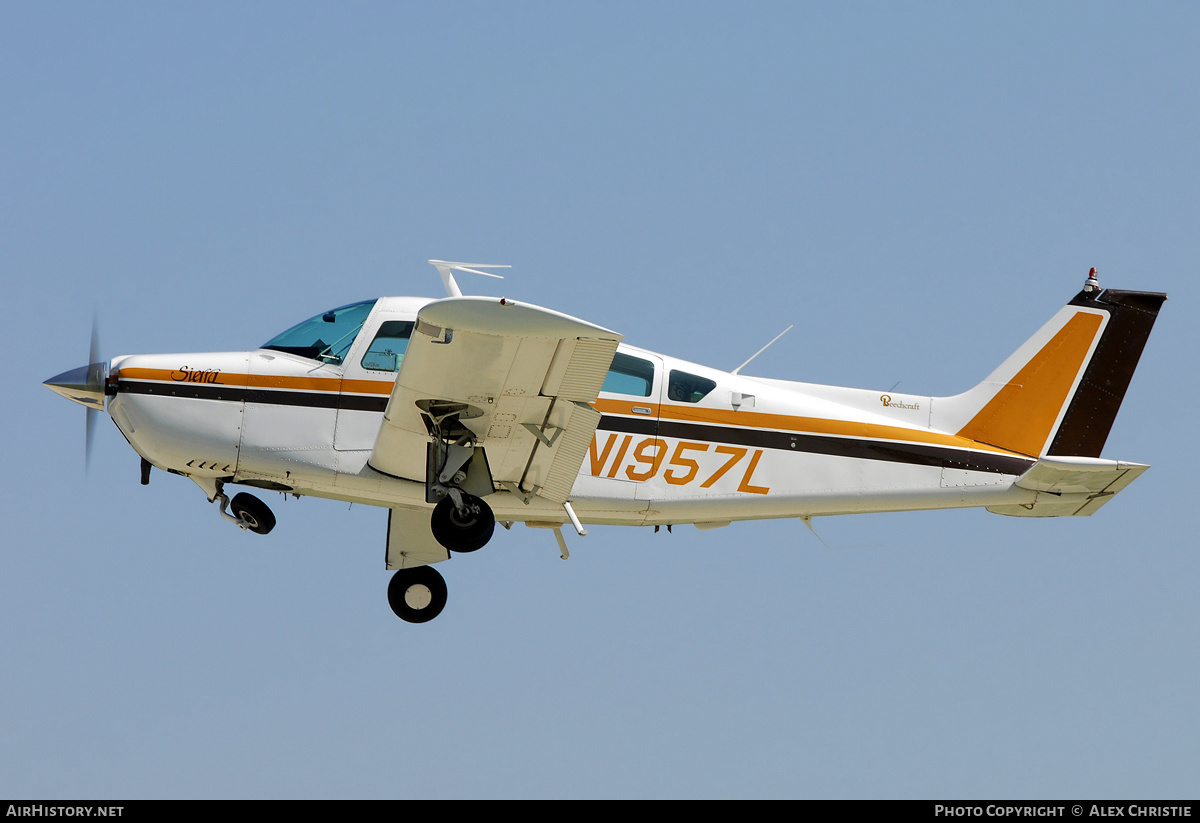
[117, 368, 394, 395]
[339, 378, 396, 395]
[957, 311, 1103, 456]
[593, 398, 1022, 456]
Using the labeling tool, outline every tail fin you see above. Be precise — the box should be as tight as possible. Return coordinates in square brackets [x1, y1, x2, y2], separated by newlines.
[933, 286, 1166, 458]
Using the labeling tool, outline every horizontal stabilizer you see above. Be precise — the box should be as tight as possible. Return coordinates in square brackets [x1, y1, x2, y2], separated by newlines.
[987, 455, 1148, 517]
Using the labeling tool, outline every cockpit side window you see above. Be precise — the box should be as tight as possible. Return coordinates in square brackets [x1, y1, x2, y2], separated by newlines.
[602, 353, 655, 397]
[361, 320, 415, 372]
[668, 370, 716, 403]
[262, 300, 378, 365]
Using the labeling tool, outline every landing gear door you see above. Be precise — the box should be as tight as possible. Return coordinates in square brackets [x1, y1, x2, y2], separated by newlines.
[386, 507, 449, 570]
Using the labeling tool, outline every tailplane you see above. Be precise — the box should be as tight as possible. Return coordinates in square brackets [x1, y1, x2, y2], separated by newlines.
[986, 455, 1149, 517]
[932, 275, 1166, 459]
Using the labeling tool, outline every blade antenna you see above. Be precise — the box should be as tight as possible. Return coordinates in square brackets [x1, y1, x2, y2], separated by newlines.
[428, 260, 510, 297]
[800, 515, 831, 548]
[732, 324, 793, 375]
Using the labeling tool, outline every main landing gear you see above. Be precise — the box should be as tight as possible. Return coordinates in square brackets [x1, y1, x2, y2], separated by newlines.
[388, 565, 448, 623]
[430, 492, 494, 552]
[419, 401, 497, 556]
[385, 492, 492, 624]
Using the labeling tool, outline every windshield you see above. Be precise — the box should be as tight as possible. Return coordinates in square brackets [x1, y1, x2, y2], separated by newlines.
[262, 300, 377, 365]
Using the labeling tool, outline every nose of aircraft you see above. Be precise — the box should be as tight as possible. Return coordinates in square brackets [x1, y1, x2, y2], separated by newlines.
[44, 362, 109, 410]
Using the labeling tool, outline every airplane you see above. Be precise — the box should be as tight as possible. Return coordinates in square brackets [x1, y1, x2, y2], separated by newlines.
[44, 262, 1166, 623]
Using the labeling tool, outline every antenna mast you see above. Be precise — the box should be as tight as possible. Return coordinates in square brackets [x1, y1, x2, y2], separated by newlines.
[428, 260, 509, 297]
[732, 325, 793, 375]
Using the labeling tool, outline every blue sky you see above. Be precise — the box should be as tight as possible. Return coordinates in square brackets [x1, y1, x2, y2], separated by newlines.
[3, 2, 1196, 798]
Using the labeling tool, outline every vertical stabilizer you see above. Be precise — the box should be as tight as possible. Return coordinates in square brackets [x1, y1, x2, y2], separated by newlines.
[932, 284, 1166, 458]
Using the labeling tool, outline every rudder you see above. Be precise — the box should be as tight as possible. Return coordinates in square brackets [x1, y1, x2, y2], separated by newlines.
[1044, 289, 1166, 457]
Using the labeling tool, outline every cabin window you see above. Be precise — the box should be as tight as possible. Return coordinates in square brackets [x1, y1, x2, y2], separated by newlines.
[667, 370, 716, 403]
[361, 320, 415, 372]
[602, 353, 655, 397]
[262, 300, 378, 365]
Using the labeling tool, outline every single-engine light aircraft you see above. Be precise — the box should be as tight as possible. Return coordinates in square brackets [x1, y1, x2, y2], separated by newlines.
[45, 263, 1166, 623]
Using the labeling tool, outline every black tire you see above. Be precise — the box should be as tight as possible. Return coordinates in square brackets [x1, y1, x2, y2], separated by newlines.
[430, 494, 494, 553]
[230, 492, 276, 535]
[387, 566, 447, 623]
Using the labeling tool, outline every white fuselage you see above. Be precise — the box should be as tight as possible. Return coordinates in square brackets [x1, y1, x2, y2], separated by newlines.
[105, 295, 1039, 527]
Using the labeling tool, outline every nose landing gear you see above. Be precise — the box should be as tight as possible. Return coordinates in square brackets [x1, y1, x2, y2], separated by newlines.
[228, 492, 276, 535]
[213, 482, 277, 535]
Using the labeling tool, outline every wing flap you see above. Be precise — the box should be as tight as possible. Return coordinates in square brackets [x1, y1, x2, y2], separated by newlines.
[544, 337, 623, 401]
[369, 297, 621, 504]
[538, 402, 603, 503]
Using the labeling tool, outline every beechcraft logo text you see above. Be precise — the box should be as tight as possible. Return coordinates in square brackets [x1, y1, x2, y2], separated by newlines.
[881, 394, 920, 410]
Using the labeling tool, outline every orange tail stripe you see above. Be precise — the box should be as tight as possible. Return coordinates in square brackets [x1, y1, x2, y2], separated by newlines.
[957, 311, 1104, 456]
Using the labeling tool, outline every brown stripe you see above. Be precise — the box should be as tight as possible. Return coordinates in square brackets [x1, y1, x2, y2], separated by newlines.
[598, 414, 1033, 475]
[117, 379, 390, 412]
[116, 367, 393, 395]
[594, 398, 1024, 457]
[1047, 288, 1167, 457]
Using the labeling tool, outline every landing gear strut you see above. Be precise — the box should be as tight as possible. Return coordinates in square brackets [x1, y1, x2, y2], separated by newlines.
[419, 401, 497, 554]
[388, 565, 447, 623]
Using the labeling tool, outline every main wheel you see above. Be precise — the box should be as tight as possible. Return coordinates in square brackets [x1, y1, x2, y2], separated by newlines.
[430, 493, 495, 553]
[230, 492, 276, 535]
[387, 566, 447, 623]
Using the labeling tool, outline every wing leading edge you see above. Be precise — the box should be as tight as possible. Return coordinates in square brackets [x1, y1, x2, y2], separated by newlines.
[369, 296, 623, 505]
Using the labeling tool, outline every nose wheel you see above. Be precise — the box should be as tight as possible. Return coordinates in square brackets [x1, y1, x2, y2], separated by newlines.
[229, 492, 276, 535]
[213, 484, 277, 535]
[388, 565, 448, 623]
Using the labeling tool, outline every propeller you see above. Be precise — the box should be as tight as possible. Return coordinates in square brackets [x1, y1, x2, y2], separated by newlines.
[85, 317, 103, 471]
[43, 314, 109, 473]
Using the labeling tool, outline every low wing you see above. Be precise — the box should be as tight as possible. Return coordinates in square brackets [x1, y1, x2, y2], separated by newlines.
[988, 456, 1149, 517]
[370, 296, 623, 504]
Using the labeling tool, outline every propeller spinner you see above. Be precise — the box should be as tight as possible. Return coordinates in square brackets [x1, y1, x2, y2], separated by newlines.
[43, 318, 110, 470]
